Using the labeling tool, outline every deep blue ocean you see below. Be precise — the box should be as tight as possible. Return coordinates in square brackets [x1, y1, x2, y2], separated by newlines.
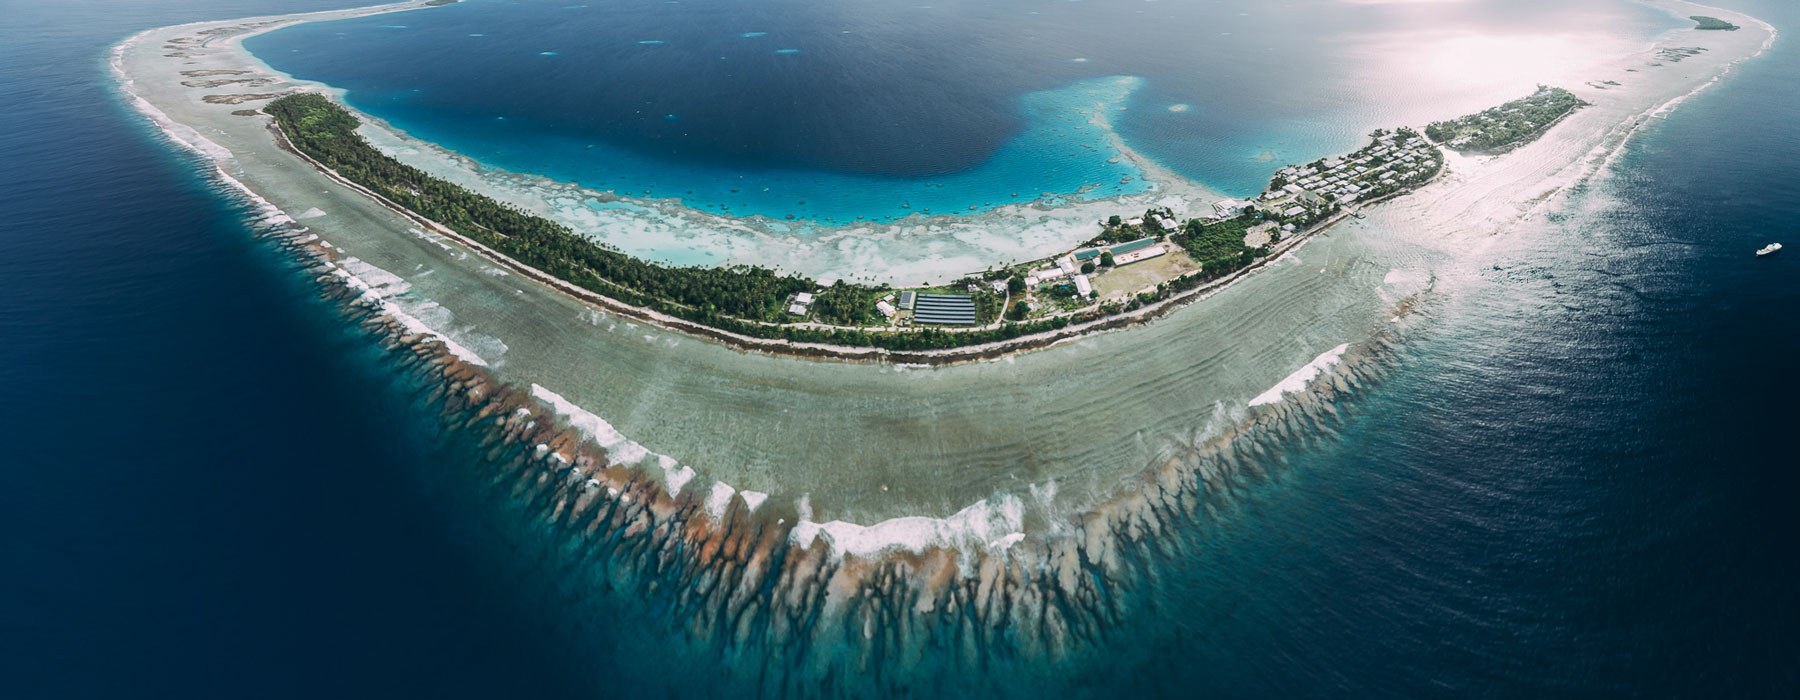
[3, 0, 1798, 697]
[242, 0, 1677, 222]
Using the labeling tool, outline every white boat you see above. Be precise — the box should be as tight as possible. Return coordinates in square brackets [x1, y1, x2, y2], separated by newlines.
[1756, 242, 1782, 257]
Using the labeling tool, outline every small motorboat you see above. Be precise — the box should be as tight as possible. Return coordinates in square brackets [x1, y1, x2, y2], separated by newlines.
[1756, 242, 1782, 257]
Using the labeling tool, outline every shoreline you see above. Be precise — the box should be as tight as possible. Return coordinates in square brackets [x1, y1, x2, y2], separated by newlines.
[136, 0, 1756, 368]
[111, 0, 1775, 566]
[235, 7, 1226, 287]
[102, 0, 1782, 678]
[269, 107, 1435, 367]
[238, 207, 1435, 673]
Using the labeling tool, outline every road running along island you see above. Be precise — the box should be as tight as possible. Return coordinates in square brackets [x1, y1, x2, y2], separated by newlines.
[260, 86, 1586, 361]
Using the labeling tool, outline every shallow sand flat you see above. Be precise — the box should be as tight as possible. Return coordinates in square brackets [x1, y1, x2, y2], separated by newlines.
[341, 75, 1222, 286]
[114, 0, 1770, 545]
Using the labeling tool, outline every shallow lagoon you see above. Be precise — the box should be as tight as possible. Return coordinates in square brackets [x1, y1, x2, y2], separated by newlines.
[245, 0, 1675, 223]
[217, 0, 1720, 525]
[31, 0, 1795, 696]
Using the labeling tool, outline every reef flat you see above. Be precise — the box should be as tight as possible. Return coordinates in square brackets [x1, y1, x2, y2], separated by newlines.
[112, 0, 1775, 689]
[247, 210, 1432, 694]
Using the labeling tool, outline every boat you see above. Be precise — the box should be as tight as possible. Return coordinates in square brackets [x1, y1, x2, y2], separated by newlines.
[1756, 242, 1782, 257]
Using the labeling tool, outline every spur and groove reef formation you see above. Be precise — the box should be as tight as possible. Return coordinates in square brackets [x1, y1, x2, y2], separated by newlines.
[263, 214, 1428, 695]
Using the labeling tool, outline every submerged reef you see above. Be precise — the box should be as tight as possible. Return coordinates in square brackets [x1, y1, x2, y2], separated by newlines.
[252, 211, 1426, 694]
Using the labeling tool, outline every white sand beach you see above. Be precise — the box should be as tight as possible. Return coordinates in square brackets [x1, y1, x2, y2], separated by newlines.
[113, 0, 1772, 548]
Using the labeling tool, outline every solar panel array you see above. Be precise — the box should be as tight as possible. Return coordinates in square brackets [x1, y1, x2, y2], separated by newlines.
[911, 293, 978, 325]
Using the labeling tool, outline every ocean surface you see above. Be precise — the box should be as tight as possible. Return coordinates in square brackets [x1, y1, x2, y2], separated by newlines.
[243, 0, 1675, 222]
[4, 0, 1799, 697]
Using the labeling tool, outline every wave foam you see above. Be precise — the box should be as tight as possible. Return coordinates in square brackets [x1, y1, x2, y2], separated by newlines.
[529, 383, 697, 494]
[1249, 343, 1350, 407]
[789, 493, 1025, 559]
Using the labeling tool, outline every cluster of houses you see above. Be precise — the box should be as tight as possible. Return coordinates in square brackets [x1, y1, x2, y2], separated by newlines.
[1022, 236, 1169, 300]
[787, 291, 815, 317]
[1261, 130, 1440, 223]
[794, 131, 1446, 328]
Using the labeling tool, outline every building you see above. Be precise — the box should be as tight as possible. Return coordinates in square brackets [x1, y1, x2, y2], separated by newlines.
[876, 300, 897, 318]
[910, 293, 978, 325]
[1109, 238, 1157, 257]
[1111, 244, 1166, 266]
[1072, 274, 1092, 297]
[788, 303, 807, 316]
[1213, 198, 1250, 218]
[898, 290, 917, 310]
[794, 292, 814, 305]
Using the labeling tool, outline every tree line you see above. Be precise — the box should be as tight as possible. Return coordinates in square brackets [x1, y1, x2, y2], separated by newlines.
[266, 94, 1070, 351]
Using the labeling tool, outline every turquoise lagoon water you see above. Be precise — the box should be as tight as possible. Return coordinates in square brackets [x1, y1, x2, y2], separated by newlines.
[11, 0, 1798, 697]
[243, 0, 1677, 224]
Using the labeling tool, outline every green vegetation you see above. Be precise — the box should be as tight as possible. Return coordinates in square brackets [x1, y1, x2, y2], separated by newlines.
[423, 0, 460, 6]
[1425, 86, 1588, 154]
[973, 291, 1005, 324]
[1689, 15, 1738, 30]
[269, 94, 816, 321]
[810, 282, 889, 325]
[267, 92, 1453, 355]
[274, 94, 1068, 351]
[1173, 215, 1264, 274]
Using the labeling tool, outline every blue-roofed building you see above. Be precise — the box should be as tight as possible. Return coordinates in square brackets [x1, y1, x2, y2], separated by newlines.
[1108, 238, 1156, 256]
[1074, 237, 1155, 263]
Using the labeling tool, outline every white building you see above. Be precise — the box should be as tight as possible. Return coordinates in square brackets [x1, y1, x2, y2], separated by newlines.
[1073, 274, 1093, 297]
[1213, 198, 1250, 218]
